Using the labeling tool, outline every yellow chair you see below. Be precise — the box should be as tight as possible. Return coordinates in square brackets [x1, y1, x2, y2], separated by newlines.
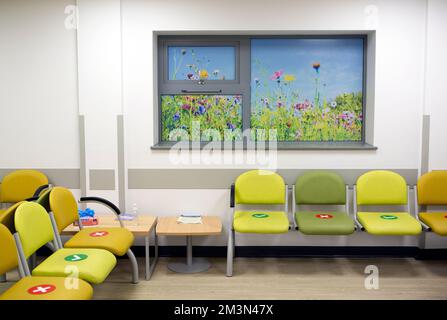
[354, 170, 422, 235]
[227, 170, 290, 277]
[13, 202, 116, 285]
[0, 170, 48, 217]
[415, 171, 447, 236]
[0, 224, 93, 300]
[37, 187, 138, 283]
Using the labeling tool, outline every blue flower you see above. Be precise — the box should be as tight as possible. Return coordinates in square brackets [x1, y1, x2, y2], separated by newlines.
[198, 105, 206, 115]
[173, 112, 180, 121]
[227, 122, 236, 130]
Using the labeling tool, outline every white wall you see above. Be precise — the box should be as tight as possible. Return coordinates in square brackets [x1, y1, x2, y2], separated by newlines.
[425, 0, 447, 170]
[122, 0, 426, 170]
[0, 0, 79, 168]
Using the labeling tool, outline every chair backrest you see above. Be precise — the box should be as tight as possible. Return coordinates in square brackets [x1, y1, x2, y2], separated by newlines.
[0, 170, 48, 203]
[0, 224, 19, 275]
[48, 187, 78, 233]
[0, 201, 24, 233]
[295, 171, 346, 205]
[36, 188, 52, 212]
[14, 202, 55, 259]
[235, 170, 285, 205]
[417, 171, 447, 205]
[356, 170, 407, 205]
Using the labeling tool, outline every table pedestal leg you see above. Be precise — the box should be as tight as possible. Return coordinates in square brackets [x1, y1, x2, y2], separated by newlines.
[167, 236, 211, 273]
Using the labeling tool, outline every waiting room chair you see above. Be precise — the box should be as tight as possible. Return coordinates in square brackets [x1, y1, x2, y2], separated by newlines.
[13, 202, 116, 285]
[226, 169, 290, 277]
[294, 171, 355, 235]
[0, 224, 93, 300]
[37, 187, 138, 283]
[415, 170, 447, 236]
[0, 170, 48, 217]
[354, 170, 422, 235]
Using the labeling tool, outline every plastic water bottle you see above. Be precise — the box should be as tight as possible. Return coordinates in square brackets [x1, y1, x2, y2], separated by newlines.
[131, 203, 138, 224]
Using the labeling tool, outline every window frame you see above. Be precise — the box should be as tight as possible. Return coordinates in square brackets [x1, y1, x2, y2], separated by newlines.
[155, 34, 374, 150]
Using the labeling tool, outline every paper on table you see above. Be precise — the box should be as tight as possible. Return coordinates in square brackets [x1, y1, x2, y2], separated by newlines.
[177, 216, 203, 224]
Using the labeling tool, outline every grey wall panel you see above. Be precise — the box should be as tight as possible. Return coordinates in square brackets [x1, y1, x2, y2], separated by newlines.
[89, 169, 115, 190]
[420, 115, 430, 175]
[128, 168, 419, 189]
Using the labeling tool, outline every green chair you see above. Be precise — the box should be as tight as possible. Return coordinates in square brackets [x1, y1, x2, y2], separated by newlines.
[227, 170, 290, 277]
[293, 171, 355, 235]
[13, 202, 116, 285]
[0, 224, 93, 300]
[354, 170, 422, 235]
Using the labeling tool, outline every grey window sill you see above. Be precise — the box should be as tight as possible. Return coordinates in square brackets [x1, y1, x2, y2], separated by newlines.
[151, 141, 377, 150]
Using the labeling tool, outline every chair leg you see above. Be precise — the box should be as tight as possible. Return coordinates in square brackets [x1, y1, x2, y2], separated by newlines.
[226, 229, 235, 277]
[127, 249, 139, 284]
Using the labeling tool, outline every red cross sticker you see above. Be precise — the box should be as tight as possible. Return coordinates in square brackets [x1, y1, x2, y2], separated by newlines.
[315, 214, 333, 219]
[89, 231, 109, 237]
[27, 284, 56, 295]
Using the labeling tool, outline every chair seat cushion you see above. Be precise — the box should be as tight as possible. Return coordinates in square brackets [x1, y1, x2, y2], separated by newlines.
[295, 211, 355, 235]
[233, 211, 289, 234]
[0, 276, 93, 300]
[419, 212, 447, 236]
[64, 227, 134, 256]
[32, 248, 116, 284]
[358, 212, 422, 235]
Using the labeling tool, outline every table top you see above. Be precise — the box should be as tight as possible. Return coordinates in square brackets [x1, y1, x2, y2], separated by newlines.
[62, 215, 157, 236]
[156, 216, 222, 236]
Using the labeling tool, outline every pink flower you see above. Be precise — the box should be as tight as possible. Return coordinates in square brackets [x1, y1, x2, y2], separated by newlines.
[270, 70, 284, 80]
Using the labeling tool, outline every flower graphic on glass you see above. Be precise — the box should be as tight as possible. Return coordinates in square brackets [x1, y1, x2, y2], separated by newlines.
[168, 46, 236, 81]
[251, 38, 364, 141]
[161, 95, 242, 141]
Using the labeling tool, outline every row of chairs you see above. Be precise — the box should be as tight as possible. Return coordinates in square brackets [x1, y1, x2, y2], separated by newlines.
[227, 170, 447, 276]
[0, 170, 138, 300]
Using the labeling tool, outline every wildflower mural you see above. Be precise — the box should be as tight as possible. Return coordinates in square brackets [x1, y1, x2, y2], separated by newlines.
[251, 38, 364, 141]
[161, 95, 242, 141]
[168, 46, 236, 81]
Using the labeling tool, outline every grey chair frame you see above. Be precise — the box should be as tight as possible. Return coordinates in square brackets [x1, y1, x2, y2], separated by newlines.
[226, 182, 289, 277]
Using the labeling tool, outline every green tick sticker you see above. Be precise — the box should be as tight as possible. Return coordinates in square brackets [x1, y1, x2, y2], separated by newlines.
[252, 213, 269, 218]
[380, 215, 398, 220]
[64, 254, 88, 262]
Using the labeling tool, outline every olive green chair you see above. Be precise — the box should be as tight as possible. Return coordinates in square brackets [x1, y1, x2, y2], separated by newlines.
[293, 171, 355, 235]
[226, 170, 290, 277]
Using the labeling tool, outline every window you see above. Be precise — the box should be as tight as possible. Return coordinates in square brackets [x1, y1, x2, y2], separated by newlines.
[157, 35, 368, 148]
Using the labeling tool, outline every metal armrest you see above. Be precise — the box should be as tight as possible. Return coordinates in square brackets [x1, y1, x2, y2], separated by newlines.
[230, 183, 235, 208]
[33, 184, 50, 198]
[79, 196, 123, 227]
[413, 185, 431, 231]
[352, 185, 365, 231]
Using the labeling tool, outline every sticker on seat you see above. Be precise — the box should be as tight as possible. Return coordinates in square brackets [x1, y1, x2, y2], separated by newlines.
[27, 284, 56, 295]
[252, 213, 269, 218]
[315, 214, 333, 219]
[380, 215, 398, 220]
[64, 253, 88, 262]
[89, 231, 109, 237]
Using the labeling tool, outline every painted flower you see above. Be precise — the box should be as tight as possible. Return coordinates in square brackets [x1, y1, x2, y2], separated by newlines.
[181, 48, 187, 55]
[312, 62, 321, 73]
[173, 112, 180, 121]
[330, 101, 337, 108]
[284, 74, 296, 82]
[286, 120, 292, 128]
[270, 70, 284, 80]
[277, 100, 283, 108]
[227, 122, 236, 130]
[181, 104, 191, 111]
[212, 69, 220, 76]
[199, 69, 209, 79]
[187, 73, 194, 80]
[198, 105, 206, 115]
